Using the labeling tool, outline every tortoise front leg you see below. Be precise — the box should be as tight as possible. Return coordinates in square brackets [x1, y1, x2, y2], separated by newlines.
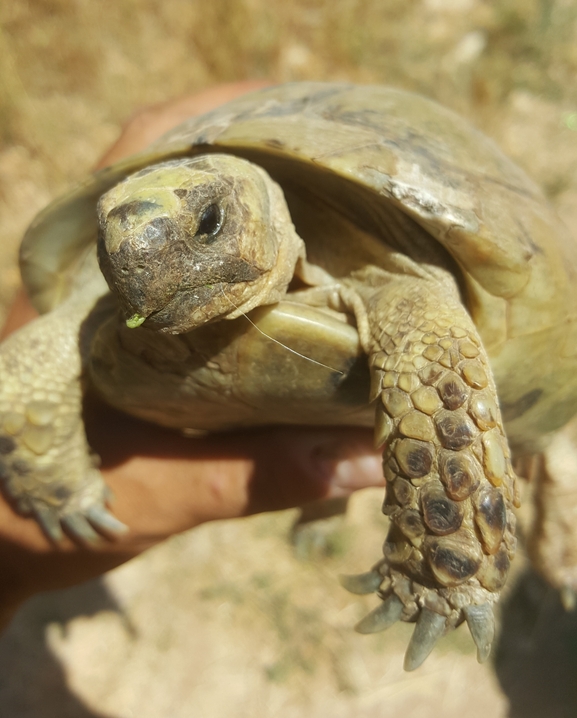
[0, 286, 127, 543]
[340, 274, 518, 670]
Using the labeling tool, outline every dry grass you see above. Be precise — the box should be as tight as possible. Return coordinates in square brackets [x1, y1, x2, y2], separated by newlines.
[2, 0, 577, 716]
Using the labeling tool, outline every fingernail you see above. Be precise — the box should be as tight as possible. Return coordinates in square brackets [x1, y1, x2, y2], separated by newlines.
[331, 455, 384, 491]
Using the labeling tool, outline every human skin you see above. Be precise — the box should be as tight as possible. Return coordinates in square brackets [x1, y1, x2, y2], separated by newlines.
[0, 81, 383, 630]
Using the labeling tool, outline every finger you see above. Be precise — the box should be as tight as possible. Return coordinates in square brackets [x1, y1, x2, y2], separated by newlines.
[0, 289, 38, 339]
[84, 400, 381, 541]
[96, 80, 271, 168]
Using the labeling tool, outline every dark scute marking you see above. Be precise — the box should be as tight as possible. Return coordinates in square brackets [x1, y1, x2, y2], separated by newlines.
[0, 459, 10, 481]
[382, 482, 399, 516]
[422, 490, 463, 536]
[419, 363, 445, 386]
[437, 376, 468, 410]
[396, 439, 434, 478]
[435, 410, 476, 450]
[479, 548, 510, 591]
[173, 188, 188, 198]
[476, 488, 506, 531]
[440, 452, 481, 501]
[12, 459, 31, 476]
[107, 200, 161, 225]
[427, 540, 481, 584]
[396, 508, 425, 538]
[494, 547, 510, 574]
[501, 388, 543, 422]
[53, 485, 72, 501]
[0, 435, 16, 455]
[406, 445, 433, 477]
[393, 477, 414, 505]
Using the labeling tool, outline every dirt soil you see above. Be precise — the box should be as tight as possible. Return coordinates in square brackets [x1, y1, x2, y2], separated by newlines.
[2, 0, 577, 716]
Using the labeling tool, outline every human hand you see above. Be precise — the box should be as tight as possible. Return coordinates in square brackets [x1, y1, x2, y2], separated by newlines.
[0, 81, 383, 626]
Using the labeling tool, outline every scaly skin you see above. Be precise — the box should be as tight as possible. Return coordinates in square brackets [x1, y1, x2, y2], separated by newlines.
[341, 272, 519, 669]
[0, 263, 126, 542]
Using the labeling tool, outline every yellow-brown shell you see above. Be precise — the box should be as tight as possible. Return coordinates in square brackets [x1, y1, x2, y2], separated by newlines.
[20, 82, 577, 450]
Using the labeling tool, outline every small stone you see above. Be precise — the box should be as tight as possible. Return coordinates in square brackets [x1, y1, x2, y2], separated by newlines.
[421, 482, 464, 535]
[395, 438, 434, 478]
[469, 392, 499, 430]
[474, 486, 507, 554]
[461, 360, 488, 389]
[399, 411, 435, 441]
[435, 409, 478, 450]
[411, 386, 443, 415]
[398, 372, 419, 393]
[482, 429, 506, 487]
[0, 436, 16, 455]
[382, 388, 412, 417]
[439, 450, 482, 501]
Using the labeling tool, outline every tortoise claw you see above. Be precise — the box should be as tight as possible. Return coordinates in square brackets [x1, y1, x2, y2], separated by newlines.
[61, 512, 101, 544]
[355, 594, 404, 634]
[339, 569, 383, 595]
[86, 505, 129, 536]
[463, 604, 495, 663]
[404, 608, 447, 671]
[34, 505, 64, 543]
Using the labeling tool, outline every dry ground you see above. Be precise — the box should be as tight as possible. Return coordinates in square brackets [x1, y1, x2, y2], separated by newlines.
[1, 0, 577, 716]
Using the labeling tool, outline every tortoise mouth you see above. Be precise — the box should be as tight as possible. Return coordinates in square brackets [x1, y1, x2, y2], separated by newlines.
[124, 282, 229, 334]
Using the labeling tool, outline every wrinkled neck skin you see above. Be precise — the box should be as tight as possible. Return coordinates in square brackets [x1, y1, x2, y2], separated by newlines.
[97, 155, 306, 335]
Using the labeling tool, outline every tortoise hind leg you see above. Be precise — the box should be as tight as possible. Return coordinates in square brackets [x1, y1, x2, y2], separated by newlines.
[341, 274, 518, 669]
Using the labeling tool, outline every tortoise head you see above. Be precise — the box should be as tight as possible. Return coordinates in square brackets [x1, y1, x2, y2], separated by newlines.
[97, 154, 303, 333]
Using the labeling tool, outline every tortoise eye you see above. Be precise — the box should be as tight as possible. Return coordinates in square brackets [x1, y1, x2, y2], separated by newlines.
[196, 203, 223, 239]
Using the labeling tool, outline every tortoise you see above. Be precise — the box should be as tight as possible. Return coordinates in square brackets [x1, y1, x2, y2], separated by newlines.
[3, 82, 577, 671]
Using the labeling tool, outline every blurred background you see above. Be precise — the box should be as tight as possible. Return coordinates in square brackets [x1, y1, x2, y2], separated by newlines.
[1, 0, 577, 716]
